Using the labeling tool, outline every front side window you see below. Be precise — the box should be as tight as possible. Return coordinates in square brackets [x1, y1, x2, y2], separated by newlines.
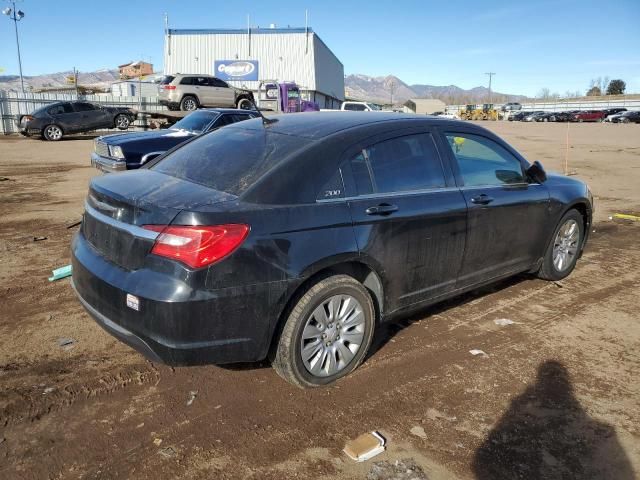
[210, 78, 228, 88]
[349, 133, 446, 195]
[445, 133, 524, 186]
[74, 102, 96, 112]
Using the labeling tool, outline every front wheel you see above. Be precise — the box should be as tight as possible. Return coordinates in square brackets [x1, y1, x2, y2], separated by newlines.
[43, 124, 63, 141]
[538, 209, 584, 281]
[272, 275, 376, 388]
[114, 114, 131, 130]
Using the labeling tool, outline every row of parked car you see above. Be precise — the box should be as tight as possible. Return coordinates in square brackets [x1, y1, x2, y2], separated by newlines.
[508, 108, 640, 123]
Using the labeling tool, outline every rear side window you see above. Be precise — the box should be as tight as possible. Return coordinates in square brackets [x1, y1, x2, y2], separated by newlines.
[159, 75, 175, 85]
[151, 126, 311, 196]
[445, 133, 524, 186]
[47, 103, 73, 115]
[344, 103, 366, 111]
[180, 77, 194, 85]
[349, 133, 446, 195]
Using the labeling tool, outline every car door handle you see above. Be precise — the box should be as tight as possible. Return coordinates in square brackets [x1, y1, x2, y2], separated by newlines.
[365, 204, 398, 216]
[471, 194, 494, 205]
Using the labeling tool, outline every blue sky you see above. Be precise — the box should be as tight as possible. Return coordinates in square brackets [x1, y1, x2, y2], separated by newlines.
[1, 0, 639, 96]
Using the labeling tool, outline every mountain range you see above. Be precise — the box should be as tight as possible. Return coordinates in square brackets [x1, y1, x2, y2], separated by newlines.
[345, 74, 529, 105]
[0, 69, 529, 105]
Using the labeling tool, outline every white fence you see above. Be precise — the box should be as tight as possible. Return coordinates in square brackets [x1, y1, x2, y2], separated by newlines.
[0, 90, 167, 134]
[446, 97, 640, 114]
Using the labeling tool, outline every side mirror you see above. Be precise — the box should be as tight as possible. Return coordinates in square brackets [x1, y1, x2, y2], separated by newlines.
[526, 160, 547, 183]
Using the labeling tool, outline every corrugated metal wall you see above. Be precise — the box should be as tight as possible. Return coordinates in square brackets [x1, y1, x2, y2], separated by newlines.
[164, 29, 344, 102]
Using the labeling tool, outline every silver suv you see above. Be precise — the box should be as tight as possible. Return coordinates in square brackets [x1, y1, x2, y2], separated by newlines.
[158, 74, 255, 111]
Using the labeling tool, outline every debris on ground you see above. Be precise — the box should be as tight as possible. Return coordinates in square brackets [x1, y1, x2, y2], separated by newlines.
[57, 338, 76, 351]
[613, 213, 640, 222]
[410, 426, 427, 439]
[33, 236, 48, 242]
[367, 458, 429, 480]
[0, 176, 12, 182]
[158, 446, 177, 458]
[186, 390, 198, 406]
[493, 318, 515, 326]
[42, 387, 55, 395]
[343, 431, 386, 462]
[426, 408, 457, 422]
[48, 265, 72, 282]
[469, 349, 488, 357]
[153, 438, 163, 446]
[66, 220, 82, 229]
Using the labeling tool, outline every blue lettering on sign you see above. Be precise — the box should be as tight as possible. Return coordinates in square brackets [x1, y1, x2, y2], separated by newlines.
[214, 60, 259, 81]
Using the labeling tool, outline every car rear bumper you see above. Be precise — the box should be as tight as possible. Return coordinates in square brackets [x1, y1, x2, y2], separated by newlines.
[71, 231, 290, 365]
[91, 152, 127, 173]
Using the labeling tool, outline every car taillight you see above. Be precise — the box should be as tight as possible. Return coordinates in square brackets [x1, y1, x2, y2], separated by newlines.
[142, 224, 249, 269]
[22, 115, 34, 123]
[163, 85, 176, 90]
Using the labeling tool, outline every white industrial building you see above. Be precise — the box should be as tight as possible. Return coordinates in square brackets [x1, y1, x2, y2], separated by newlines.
[163, 27, 345, 109]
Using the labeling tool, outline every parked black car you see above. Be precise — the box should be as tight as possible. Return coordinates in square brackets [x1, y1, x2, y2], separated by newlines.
[18, 101, 136, 141]
[71, 113, 593, 388]
[612, 111, 640, 123]
[534, 112, 556, 122]
[91, 109, 259, 172]
[550, 112, 574, 122]
[508, 111, 530, 121]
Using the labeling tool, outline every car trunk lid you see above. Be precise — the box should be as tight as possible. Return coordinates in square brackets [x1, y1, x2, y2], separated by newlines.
[82, 170, 236, 270]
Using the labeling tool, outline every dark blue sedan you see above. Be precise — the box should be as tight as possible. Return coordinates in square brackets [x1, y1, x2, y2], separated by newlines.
[91, 109, 258, 173]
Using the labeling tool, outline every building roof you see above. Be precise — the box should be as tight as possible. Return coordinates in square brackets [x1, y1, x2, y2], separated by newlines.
[168, 27, 314, 35]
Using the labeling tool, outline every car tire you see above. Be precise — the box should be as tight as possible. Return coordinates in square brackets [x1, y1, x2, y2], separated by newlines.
[180, 96, 198, 111]
[114, 114, 131, 130]
[622, 118, 630, 124]
[538, 209, 584, 281]
[43, 124, 63, 141]
[272, 274, 376, 388]
[543, 118, 548, 122]
[236, 97, 254, 110]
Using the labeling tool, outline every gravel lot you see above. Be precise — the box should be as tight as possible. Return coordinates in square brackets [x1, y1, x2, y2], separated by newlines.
[0, 122, 639, 479]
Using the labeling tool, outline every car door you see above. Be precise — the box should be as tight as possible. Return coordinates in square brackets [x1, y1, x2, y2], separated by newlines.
[72, 102, 102, 130]
[46, 103, 77, 132]
[441, 130, 550, 289]
[344, 129, 468, 312]
[209, 78, 235, 107]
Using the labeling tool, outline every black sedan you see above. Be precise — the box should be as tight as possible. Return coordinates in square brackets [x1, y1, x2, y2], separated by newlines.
[18, 101, 136, 141]
[71, 113, 593, 388]
[91, 109, 258, 173]
[611, 111, 640, 124]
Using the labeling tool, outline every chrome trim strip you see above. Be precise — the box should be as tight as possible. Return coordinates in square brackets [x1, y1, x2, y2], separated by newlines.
[140, 151, 165, 165]
[84, 203, 159, 241]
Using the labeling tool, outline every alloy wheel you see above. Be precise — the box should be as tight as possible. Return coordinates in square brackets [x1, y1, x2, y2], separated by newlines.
[299, 294, 366, 377]
[116, 115, 130, 129]
[44, 125, 62, 141]
[183, 98, 197, 111]
[553, 219, 579, 272]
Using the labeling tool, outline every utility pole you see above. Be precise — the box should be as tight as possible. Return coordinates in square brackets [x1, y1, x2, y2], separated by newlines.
[485, 72, 495, 104]
[2, 0, 26, 94]
[390, 80, 395, 107]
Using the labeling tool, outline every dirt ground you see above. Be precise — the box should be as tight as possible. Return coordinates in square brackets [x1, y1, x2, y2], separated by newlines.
[0, 122, 639, 480]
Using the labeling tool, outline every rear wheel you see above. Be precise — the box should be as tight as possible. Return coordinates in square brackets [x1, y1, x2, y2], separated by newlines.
[236, 97, 253, 110]
[180, 95, 198, 111]
[272, 275, 375, 388]
[43, 124, 63, 141]
[538, 209, 584, 281]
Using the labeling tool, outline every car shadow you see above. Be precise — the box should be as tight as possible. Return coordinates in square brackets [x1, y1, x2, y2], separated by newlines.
[367, 273, 532, 358]
[472, 360, 635, 479]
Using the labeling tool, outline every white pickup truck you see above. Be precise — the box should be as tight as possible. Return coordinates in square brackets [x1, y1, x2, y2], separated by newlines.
[340, 101, 380, 111]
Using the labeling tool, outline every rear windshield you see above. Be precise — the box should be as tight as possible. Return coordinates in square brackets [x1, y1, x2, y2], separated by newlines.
[159, 75, 175, 85]
[151, 124, 311, 196]
[171, 111, 219, 133]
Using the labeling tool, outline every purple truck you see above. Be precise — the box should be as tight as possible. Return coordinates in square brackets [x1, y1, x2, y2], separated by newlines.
[260, 81, 320, 113]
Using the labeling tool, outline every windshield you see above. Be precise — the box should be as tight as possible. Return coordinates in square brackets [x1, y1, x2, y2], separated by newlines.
[159, 75, 175, 85]
[170, 111, 219, 133]
[151, 124, 311, 196]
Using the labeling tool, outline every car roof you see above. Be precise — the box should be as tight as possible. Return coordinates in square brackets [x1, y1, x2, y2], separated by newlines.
[200, 108, 257, 114]
[229, 111, 445, 139]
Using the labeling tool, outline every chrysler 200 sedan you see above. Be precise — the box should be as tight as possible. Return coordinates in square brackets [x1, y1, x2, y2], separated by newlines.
[71, 113, 593, 388]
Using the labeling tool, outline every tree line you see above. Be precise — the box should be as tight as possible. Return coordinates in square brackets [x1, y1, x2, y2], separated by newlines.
[536, 78, 627, 100]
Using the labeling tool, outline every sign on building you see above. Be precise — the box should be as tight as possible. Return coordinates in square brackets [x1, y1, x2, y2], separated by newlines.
[214, 60, 259, 81]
